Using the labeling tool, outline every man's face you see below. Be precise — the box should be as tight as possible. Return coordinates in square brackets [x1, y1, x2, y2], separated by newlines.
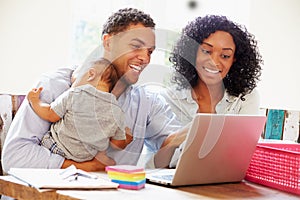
[104, 23, 156, 85]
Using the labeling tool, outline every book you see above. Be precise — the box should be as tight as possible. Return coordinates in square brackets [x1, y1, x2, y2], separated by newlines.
[264, 109, 285, 140]
[8, 165, 119, 189]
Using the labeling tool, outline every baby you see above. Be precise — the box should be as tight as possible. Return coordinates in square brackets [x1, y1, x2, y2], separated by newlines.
[27, 58, 132, 165]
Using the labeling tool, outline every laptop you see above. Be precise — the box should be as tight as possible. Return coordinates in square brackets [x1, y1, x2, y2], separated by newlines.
[146, 113, 266, 186]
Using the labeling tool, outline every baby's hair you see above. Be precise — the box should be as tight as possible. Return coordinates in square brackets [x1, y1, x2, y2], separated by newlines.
[92, 58, 118, 92]
[92, 58, 112, 70]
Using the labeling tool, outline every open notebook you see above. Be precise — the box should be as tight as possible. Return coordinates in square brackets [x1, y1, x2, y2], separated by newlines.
[8, 165, 119, 189]
[146, 113, 266, 186]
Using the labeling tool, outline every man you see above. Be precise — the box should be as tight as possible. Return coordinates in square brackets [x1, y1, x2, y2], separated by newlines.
[2, 8, 184, 172]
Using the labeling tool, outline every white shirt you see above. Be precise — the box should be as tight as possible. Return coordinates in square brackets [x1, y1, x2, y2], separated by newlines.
[2, 67, 182, 172]
[160, 86, 260, 126]
[160, 86, 261, 167]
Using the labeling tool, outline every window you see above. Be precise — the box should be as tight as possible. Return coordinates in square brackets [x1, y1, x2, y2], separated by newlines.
[70, 0, 250, 87]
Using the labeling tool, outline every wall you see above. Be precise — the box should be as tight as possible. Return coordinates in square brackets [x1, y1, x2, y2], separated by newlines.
[249, 0, 300, 110]
[0, 0, 299, 111]
[0, 0, 72, 94]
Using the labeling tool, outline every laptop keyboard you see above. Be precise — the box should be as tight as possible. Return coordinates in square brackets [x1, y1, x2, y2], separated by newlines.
[153, 174, 174, 181]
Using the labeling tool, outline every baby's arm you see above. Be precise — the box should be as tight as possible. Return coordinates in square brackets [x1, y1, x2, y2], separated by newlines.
[110, 127, 133, 150]
[27, 87, 60, 122]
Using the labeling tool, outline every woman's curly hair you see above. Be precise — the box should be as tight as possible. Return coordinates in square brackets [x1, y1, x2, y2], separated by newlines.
[169, 15, 263, 99]
[102, 8, 155, 36]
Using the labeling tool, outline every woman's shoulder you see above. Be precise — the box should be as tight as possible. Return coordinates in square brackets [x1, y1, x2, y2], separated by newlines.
[226, 88, 259, 101]
[244, 88, 260, 100]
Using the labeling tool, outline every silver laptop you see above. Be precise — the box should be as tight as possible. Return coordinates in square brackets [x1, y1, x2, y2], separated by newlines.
[146, 113, 266, 186]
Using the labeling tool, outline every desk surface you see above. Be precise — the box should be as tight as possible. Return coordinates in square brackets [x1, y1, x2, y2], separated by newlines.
[0, 175, 299, 200]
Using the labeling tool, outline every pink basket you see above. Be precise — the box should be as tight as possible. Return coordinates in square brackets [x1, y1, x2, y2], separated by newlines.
[245, 143, 300, 195]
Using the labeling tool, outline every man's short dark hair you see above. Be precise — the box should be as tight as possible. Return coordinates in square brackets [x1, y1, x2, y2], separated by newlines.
[102, 8, 155, 36]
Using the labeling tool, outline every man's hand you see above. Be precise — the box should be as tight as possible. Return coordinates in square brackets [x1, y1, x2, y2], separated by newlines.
[110, 127, 133, 150]
[125, 127, 133, 145]
[61, 153, 116, 172]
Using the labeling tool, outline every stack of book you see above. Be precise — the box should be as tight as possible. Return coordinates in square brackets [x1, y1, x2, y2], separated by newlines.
[105, 165, 146, 190]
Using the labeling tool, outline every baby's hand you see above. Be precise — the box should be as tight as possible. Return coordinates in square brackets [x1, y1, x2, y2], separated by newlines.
[27, 87, 43, 104]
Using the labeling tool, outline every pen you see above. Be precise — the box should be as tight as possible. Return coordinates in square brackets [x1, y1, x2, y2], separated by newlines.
[74, 174, 78, 181]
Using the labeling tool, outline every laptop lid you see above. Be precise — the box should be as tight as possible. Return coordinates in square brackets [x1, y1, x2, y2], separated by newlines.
[147, 113, 266, 186]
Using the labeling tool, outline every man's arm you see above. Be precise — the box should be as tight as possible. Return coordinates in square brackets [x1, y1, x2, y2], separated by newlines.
[27, 87, 60, 122]
[2, 67, 112, 173]
[110, 129, 133, 150]
[141, 89, 185, 169]
[154, 124, 189, 168]
[2, 67, 72, 172]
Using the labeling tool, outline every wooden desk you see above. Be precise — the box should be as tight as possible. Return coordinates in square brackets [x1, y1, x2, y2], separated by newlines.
[0, 175, 299, 200]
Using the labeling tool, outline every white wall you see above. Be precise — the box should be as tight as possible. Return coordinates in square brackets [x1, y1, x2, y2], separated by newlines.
[152, 0, 250, 31]
[249, 0, 300, 110]
[0, 0, 299, 110]
[0, 0, 72, 94]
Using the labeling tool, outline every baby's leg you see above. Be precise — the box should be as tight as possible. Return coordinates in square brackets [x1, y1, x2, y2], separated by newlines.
[40, 131, 66, 157]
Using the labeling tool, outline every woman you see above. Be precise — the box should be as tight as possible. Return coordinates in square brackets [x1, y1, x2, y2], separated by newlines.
[162, 15, 263, 126]
[161, 15, 263, 167]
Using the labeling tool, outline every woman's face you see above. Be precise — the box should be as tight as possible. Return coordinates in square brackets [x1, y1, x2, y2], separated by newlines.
[195, 30, 236, 86]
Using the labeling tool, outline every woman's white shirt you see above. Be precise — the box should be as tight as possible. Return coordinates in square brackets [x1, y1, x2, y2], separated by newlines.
[160, 86, 260, 126]
[159, 86, 261, 168]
